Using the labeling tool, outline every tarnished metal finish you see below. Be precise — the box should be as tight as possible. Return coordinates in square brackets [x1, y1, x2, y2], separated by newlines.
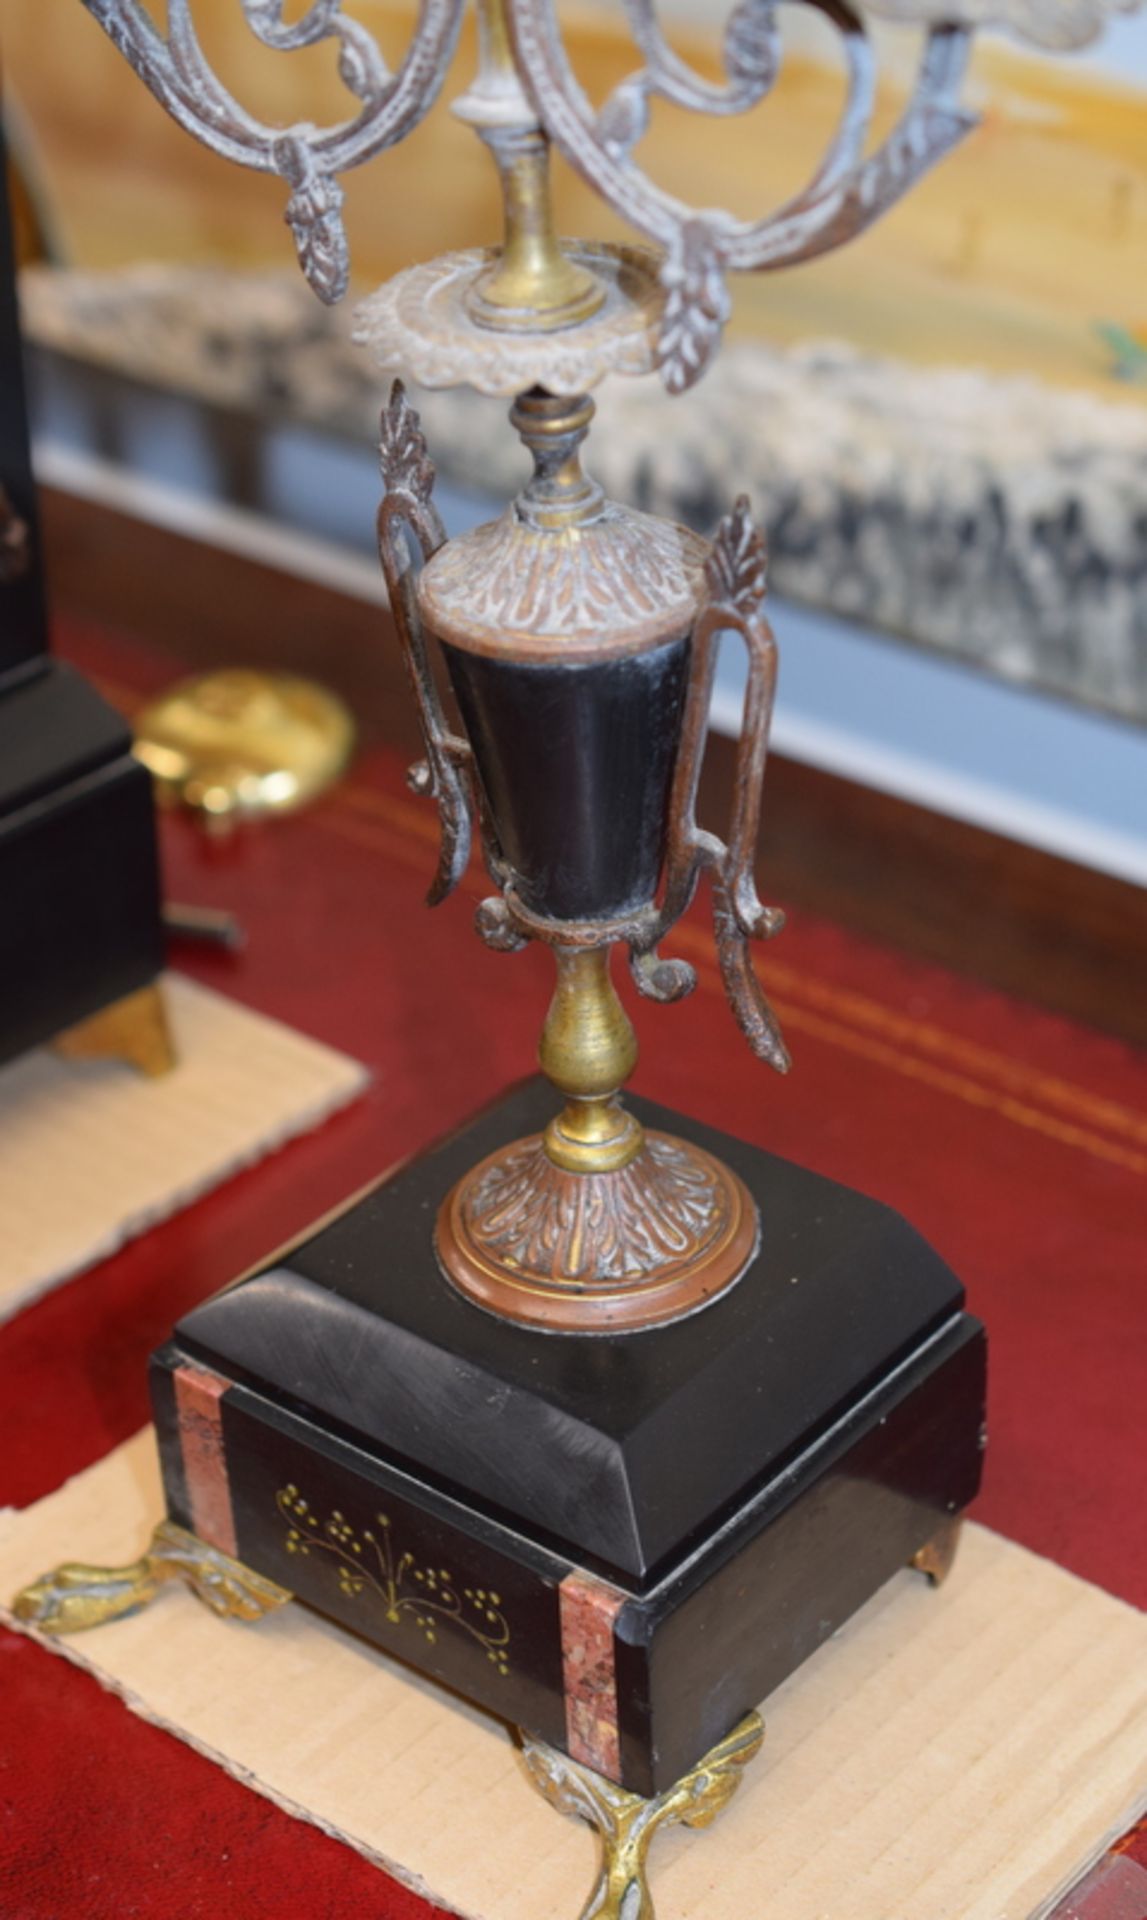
[380, 394, 782, 1332]
[631, 499, 789, 1073]
[461, 496, 789, 1070]
[453, 0, 605, 332]
[436, 1128, 758, 1332]
[861, 0, 1138, 45]
[521, 1711, 764, 1920]
[376, 381, 479, 907]
[468, 126, 604, 332]
[11, 1518, 291, 1636]
[434, 937, 760, 1332]
[538, 949, 643, 1176]
[418, 390, 707, 660]
[421, 498, 704, 659]
[82, 0, 1136, 388]
[447, 485, 789, 1080]
[505, 0, 977, 389]
[353, 243, 661, 396]
[80, 0, 463, 305]
[453, 0, 603, 332]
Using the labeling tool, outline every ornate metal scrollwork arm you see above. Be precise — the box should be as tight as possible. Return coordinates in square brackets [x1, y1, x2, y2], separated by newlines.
[505, 0, 976, 390]
[82, 0, 1135, 359]
[630, 498, 789, 1072]
[600, 0, 781, 148]
[81, 0, 463, 303]
[377, 381, 475, 906]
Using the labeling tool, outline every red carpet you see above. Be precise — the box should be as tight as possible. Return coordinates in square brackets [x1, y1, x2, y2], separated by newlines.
[1, 619, 1145, 1917]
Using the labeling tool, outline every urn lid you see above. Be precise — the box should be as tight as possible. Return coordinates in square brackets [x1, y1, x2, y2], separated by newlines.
[418, 500, 708, 660]
[417, 388, 708, 661]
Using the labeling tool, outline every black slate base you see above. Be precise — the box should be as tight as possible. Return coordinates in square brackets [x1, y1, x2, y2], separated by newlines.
[0, 662, 166, 1067]
[151, 1080, 986, 1795]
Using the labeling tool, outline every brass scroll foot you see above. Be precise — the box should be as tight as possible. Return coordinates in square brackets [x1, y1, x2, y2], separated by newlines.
[911, 1515, 964, 1587]
[522, 1711, 764, 1920]
[53, 982, 177, 1078]
[11, 1519, 291, 1636]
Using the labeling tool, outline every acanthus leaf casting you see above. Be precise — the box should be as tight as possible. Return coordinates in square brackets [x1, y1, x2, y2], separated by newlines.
[81, 0, 463, 305]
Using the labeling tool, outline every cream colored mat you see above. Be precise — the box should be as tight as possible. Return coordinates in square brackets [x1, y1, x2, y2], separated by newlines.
[2, 1433, 1144, 1920]
[0, 975, 368, 1324]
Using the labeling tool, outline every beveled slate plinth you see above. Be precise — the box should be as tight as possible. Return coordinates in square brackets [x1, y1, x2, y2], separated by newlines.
[152, 1079, 986, 1794]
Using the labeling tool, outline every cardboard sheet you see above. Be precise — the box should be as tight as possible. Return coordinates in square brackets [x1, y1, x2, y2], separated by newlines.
[2, 1432, 1144, 1920]
[0, 974, 367, 1323]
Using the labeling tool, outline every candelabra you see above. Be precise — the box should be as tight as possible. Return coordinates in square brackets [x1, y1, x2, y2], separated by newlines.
[16, 0, 1126, 1910]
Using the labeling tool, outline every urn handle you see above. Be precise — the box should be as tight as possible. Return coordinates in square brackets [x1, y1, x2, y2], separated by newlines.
[376, 382, 475, 906]
[631, 499, 789, 1072]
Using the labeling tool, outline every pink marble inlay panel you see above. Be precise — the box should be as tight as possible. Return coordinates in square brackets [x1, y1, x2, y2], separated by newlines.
[173, 1362, 237, 1559]
[559, 1570, 626, 1781]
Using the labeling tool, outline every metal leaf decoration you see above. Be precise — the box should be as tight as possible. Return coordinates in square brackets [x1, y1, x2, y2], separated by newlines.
[80, 0, 462, 305]
[595, 75, 652, 157]
[506, 0, 982, 390]
[276, 140, 349, 304]
[629, 500, 789, 1070]
[724, 0, 781, 90]
[706, 496, 768, 609]
[376, 384, 474, 909]
[657, 221, 733, 395]
[378, 379, 438, 506]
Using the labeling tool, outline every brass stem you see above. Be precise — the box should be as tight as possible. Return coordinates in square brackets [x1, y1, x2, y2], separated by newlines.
[510, 388, 604, 529]
[477, 129, 604, 331]
[481, 0, 516, 76]
[539, 948, 643, 1174]
[454, 0, 604, 333]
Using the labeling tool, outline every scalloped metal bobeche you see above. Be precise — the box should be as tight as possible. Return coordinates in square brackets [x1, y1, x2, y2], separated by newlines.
[353, 243, 661, 397]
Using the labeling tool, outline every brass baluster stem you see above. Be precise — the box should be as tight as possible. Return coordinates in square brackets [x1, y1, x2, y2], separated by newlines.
[539, 947, 644, 1175]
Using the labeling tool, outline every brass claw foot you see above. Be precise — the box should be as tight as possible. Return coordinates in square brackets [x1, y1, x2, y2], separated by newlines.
[11, 1519, 291, 1636]
[522, 1711, 764, 1920]
[911, 1514, 964, 1587]
[53, 982, 177, 1078]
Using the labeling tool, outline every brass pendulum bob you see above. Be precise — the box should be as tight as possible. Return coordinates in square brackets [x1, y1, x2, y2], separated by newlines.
[436, 944, 759, 1332]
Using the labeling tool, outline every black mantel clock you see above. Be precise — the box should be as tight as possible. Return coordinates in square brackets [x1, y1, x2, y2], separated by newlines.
[0, 125, 172, 1077]
[15, 0, 1121, 1907]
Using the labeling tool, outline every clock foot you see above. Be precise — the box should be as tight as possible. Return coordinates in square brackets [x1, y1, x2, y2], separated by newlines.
[54, 981, 176, 1077]
[11, 1518, 290, 1635]
[521, 1710, 764, 1920]
[911, 1515, 964, 1586]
